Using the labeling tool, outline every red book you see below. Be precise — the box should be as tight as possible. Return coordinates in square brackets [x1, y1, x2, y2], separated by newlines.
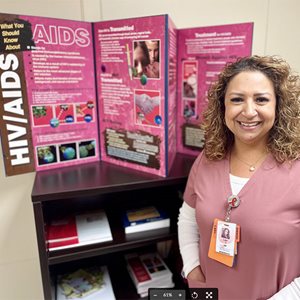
[127, 257, 151, 282]
[46, 211, 113, 251]
[46, 216, 79, 249]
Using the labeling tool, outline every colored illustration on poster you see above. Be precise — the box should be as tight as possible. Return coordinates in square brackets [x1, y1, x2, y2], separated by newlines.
[134, 89, 161, 127]
[79, 140, 96, 158]
[58, 142, 77, 162]
[76, 101, 95, 123]
[182, 60, 198, 120]
[182, 60, 197, 100]
[36, 139, 96, 167]
[132, 40, 160, 79]
[37, 145, 58, 166]
[32, 105, 54, 127]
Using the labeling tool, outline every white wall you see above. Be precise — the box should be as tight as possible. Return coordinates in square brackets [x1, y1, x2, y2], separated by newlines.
[0, 3, 102, 299]
[0, 1, 299, 299]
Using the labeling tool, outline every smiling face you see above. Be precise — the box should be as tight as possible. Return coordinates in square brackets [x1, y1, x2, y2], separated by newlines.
[224, 71, 276, 148]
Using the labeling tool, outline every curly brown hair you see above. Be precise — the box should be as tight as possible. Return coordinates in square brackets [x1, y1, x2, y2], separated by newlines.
[202, 55, 300, 163]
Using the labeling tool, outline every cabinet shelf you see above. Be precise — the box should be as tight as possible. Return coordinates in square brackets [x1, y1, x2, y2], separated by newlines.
[31, 153, 195, 299]
[48, 228, 177, 265]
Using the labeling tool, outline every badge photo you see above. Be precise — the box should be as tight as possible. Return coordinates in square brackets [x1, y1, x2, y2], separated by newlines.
[216, 221, 236, 257]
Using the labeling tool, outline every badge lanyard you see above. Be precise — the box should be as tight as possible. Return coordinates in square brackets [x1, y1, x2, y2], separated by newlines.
[225, 195, 241, 222]
[208, 195, 241, 267]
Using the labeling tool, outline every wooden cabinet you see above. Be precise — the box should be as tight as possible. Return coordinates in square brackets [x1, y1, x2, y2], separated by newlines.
[31, 153, 194, 299]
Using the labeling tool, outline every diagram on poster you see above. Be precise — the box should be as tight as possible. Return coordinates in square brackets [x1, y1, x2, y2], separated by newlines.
[134, 90, 161, 127]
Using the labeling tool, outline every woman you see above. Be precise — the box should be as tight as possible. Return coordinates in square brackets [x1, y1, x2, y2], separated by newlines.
[133, 41, 150, 77]
[178, 55, 300, 299]
[133, 41, 159, 79]
[221, 227, 230, 240]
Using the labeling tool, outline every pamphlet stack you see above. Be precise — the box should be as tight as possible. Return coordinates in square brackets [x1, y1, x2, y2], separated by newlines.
[125, 252, 174, 298]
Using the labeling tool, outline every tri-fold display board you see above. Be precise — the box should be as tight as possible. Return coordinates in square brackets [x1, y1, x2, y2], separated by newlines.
[0, 12, 253, 177]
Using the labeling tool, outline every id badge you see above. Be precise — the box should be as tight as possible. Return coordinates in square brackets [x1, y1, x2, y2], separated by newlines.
[215, 220, 236, 257]
[208, 218, 241, 267]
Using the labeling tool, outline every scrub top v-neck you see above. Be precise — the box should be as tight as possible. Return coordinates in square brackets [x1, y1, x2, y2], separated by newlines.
[183, 152, 300, 300]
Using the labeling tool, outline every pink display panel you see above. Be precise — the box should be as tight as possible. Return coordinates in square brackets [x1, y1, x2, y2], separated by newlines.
[177, 23, 253, 156]
[0, 13, 99, 175]
[0, 12, 253, 176]
[94, 15, 176, 177]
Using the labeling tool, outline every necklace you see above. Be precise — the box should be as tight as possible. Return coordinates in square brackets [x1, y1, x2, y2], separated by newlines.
[234, 152, 267, 172]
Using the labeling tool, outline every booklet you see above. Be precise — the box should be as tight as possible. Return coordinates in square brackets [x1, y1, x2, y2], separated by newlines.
[56, 265, 115, 300]
[122, 206, 170, 234]
[46, 211, 113, 251]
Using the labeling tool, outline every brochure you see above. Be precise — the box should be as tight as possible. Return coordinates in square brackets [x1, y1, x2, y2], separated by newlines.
[56, 265, 115, 300]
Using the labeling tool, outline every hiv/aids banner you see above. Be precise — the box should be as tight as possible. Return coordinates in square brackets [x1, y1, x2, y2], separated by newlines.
[0, 13, 98, 176]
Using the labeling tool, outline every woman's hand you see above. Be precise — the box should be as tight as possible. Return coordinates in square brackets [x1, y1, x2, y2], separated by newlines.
[187, 266, 206, 283]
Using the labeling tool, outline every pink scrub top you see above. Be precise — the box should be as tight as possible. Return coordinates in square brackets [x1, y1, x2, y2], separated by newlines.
[184, 151, 300, 300]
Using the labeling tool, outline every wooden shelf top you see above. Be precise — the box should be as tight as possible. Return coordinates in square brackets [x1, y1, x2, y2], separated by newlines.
[31, 153, 196, 202]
